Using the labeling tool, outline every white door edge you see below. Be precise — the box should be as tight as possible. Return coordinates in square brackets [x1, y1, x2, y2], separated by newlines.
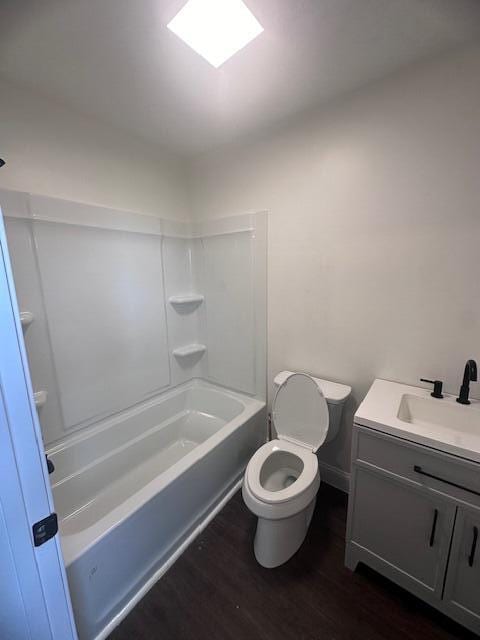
[0, 205, 77, 639]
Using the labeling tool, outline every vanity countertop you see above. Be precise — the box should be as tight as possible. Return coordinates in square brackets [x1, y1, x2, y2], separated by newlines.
[355, 379, 480, 463]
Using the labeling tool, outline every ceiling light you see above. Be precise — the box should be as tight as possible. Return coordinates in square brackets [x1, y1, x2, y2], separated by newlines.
[167, 0, 264, 68]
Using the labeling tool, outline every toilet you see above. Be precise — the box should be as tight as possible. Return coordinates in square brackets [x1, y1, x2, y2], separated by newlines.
[242, 370, 351, 568]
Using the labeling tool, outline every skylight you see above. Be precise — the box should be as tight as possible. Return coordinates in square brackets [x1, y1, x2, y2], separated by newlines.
[167, 0, 264, 68]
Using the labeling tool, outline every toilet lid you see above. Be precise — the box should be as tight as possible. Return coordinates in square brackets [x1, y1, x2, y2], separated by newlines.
[272, 373, 329, 452]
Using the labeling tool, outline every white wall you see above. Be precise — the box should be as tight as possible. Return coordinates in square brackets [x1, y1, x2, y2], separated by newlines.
[0, 79, 188, 219]
[188, 44, 480, 481]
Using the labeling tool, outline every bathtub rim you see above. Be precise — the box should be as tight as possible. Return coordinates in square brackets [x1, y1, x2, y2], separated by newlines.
[46, 376, 250, 460]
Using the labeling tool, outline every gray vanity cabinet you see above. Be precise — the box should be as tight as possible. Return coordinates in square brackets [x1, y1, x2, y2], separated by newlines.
[346, 424, 480, 635]
[443, 507, 480, 628]
[349, 467, 455, 601]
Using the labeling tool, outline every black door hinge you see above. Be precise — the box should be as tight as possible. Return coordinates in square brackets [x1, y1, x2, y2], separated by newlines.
[33, 513, 58, 547]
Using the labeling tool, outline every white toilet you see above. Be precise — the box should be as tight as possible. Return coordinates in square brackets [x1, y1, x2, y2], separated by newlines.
[242, 370, 351, 568]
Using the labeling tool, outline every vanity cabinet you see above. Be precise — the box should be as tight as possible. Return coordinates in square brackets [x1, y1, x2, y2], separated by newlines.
[346, 425, 480, 635]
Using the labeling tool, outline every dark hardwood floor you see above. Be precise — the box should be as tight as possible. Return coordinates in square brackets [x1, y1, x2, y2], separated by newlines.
[110, 484, 475, 640]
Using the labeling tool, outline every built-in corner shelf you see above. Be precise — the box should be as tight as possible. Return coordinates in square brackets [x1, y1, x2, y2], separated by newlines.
[20, 311, 34, 329]
[34, 390, 47, 409]
[169, 294, 204, 310]
[172, 344, 206, 359]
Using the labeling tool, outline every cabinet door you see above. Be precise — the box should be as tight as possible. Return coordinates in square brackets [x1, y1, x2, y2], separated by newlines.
[349, 467, 456, 600]
[443, 507, 480, 634]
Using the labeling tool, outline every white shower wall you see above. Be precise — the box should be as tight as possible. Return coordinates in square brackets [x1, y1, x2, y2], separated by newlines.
[0, 188, 266, 447]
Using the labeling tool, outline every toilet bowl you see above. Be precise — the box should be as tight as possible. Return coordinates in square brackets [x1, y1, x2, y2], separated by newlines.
[243, 371, 351, 568]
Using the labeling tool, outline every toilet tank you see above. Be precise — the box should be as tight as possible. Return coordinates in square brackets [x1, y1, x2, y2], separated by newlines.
[273, 371, 351, 443]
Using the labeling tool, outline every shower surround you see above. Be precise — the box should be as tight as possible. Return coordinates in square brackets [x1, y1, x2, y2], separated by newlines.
[0, 188, 267, 640]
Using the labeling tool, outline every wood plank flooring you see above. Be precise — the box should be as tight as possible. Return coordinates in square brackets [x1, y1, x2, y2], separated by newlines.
[110, 484, 476, 640]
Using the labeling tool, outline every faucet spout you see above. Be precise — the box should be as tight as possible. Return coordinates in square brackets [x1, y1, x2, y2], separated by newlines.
[457, 359, 478, 405]
[464, 359, 477, 384]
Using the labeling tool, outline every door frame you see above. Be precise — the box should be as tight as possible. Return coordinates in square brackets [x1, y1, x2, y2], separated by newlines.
[0, 205, 77, 639]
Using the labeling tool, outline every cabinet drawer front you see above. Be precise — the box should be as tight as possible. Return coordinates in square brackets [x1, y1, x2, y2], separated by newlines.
[355, 426, 480, 508]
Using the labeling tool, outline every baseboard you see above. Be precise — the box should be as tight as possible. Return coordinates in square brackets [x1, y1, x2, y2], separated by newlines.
[318, 461, 350, 493]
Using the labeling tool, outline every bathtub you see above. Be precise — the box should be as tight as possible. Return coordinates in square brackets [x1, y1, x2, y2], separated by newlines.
[47, 379, 266, 640]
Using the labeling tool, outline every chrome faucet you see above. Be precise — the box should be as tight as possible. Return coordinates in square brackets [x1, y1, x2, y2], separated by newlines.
[456, 359, 478, 405]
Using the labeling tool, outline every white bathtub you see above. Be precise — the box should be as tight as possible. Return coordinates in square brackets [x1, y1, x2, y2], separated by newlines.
[47, 379, 266, 640]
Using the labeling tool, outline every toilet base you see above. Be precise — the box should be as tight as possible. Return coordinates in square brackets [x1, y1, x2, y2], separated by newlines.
[253, 497, 317, 568]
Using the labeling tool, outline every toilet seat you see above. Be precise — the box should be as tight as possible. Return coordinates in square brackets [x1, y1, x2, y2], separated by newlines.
[272, 372, 329, 452]
[245, 439, 318, 505]
[243, 372, 330, 523]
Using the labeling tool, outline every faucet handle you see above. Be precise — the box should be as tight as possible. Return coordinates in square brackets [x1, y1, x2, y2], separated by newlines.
[420, 378, 444, 399]
[45, 454, 55, 474]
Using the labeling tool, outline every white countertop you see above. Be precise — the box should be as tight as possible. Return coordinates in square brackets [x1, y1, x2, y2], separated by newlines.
[355, 379, 480, 463]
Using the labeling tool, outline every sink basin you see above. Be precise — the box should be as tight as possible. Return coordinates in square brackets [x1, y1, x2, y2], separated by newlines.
[355, 379, 480, 464]
[397, 394, 480, 435]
